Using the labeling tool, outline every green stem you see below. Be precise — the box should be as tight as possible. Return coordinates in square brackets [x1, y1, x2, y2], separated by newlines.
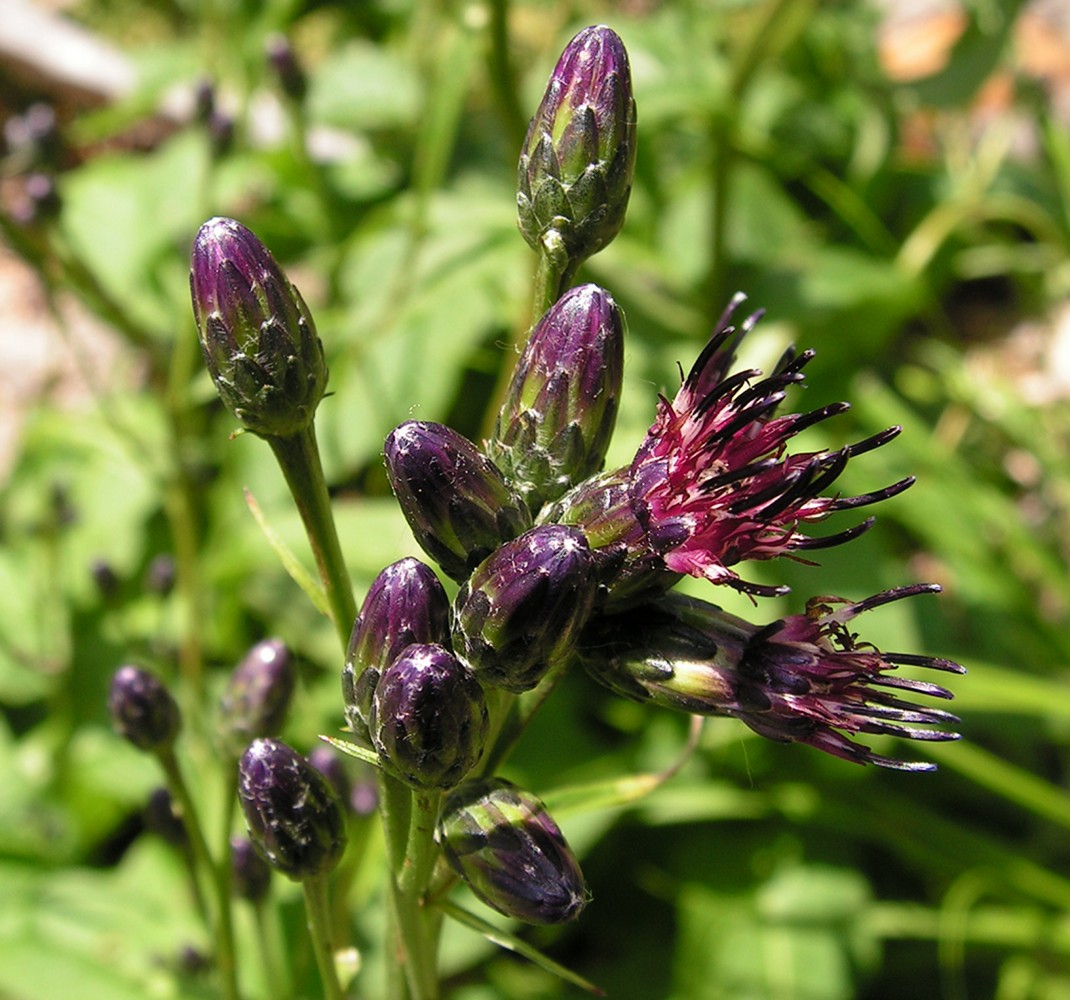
[486, 0, 526, 154]
[159, 749, 241, 1000]
[253, 900, 291, 1000]
[266, 427, 357, 651]
[531, 241, 575, 322]
[302, 873, 346, 1000]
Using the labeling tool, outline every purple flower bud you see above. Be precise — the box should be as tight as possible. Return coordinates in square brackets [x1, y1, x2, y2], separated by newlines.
[342, 558, 451, 740]
[452, 525, 596, 692]
[308, 745, 351, 803]
[518, 26, 636, 269]
[144, 787, 187, 847]
[238, 739, 347, 881]
[266, 34, 308, 103]
[219, 639, 296, 757]
[108, 665, 181, 752]
[488, 285, 625, 511]
[231, 836, 272, 903]
[145, 554, 177, 596]
[190, 217, 327, 438]
[90, 558, 121, 599]
[436, 778, 587, 925]
[383, 422, 531, 582]
[580, 587, 964, 771]
[370, 644, 488, 790]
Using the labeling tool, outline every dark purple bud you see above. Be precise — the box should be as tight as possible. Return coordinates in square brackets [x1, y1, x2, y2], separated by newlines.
[266, 34, 308, 103]
[192, 78, 216, 125]
[384, 422, 532, 582]
[144, 787, 187, 847]
[238, 738, 347, 881]
[488, 285, 624, 511]
[219, 639, 296, 757]
[452, 525, 596, 692]
[90, 558, 121, 599]
[436, 778, 587, 925]
[342, 558, 451, 741]
[145, 554, 177, 596]
[207, 111, 235, 160]
[231, 836, 273, 903]
[308, 745, 351, 805]
[108, 665, 181, 753]
[518, 26, 636, 269]
[370, 644, 488, 790]
[190, 217, 327, 437]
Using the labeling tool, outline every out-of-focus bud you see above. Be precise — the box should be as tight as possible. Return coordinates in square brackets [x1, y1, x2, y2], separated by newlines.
[108, 665, 181, 752]
[452, 525, 596, 692]
[190, 217, 327, 438]
[90, 558, 121, 600]
[207, 111, 235, 160]
[238, 738, 347, 881]
[488, 284, 624, 512]
[219, 638, 296, 757]
[3, 103, 63, 169]
[370, 643, 488, 790]
[266, 34, 308, 103]
[144, 787, 187, 847]
[342, 558, 451, 741]
[192, 78, 216, 126]
[145, 554, 177, 596]
[436, 778, 587, 925]
[11, 173, 62, 226]
[517, 25, 636, 271]
[231, 836, 272, 903]
[383, 422, 531, 582]
[308, 745, 351, 804]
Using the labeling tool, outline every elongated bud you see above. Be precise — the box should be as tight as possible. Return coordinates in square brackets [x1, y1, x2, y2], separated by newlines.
[518, 25, 636, 270]
[384, 421, 531, 582]
[370, 643, 488, 789]
[342, 558, 451, 740]
[436, 778, 587, 924]
[231, 836, 272, 903]
[238, 739, 347, 881]
[488, 284, 624, 512]
[266, 35, 308, 102]
[144, 787, 187, 847]
[190, 217, 327, 437]
[219, 638, 296, 757]
[108, 665, 181, 752]
[452, 525, 596, 692]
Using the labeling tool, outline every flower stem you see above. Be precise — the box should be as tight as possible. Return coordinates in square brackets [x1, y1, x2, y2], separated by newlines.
[302, 873, 346, 1000]
[266, 427, 357, 651]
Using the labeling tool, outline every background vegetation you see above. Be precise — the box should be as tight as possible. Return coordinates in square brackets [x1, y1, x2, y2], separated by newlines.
[2, 0, 1069, 997]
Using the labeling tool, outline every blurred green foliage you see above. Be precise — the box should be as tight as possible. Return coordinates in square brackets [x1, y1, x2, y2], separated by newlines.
[2, 0, 1070, 997]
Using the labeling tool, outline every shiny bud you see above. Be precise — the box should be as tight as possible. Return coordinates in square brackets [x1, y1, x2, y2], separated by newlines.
[108, 665, 181, 753]
[436, 778, 587, 924]
[219, 638, 296, 758]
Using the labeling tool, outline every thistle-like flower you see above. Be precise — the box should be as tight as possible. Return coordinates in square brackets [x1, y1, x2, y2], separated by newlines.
[384, 421, 532, 582]
[108, 665, 181, 753]
[218, 638, 296, 757]
[487, 284, 625, 512]
[341, 557, 452, 741]
[436, 778, 587, 924]
[190, 217, 326, 438]
[518, 25, 636, 271]
[580, 585, 964, 770]
[547, 296, 913, 602]
[452, 525, 597, 692]
[370, 643, 488, 790]
[238, 738, 347, 881]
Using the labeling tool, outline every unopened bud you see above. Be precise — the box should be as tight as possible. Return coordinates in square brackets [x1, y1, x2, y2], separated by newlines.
[219, 638, 296, 757]
[108, 665, 181, 753]
[231, 836, 273, 903]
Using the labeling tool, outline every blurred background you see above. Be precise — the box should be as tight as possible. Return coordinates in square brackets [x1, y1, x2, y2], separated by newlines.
[1, 0, 1069, 997]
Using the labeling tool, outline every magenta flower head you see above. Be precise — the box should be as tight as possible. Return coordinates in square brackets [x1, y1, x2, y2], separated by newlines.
[370, 643, 488, 790]
[238, 738, 347, 881]
[452, 525, 597, 692]
[547, 296, 914, 603]
[384, 421, 531, 582]
[218, 638, 296, 757]
[436, 778, 587, 925]
[518, 25, 636, 271]
[108, 665, 181, 753]
[487, 284, 625, 512]
[190, 217, 326, 438]
[580, 585, 964, 771]
[342, 557, 452, 741]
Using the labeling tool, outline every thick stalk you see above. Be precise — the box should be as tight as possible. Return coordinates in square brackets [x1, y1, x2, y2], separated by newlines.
[302, 873, 347, 1000]
[266, 428, 357, 650]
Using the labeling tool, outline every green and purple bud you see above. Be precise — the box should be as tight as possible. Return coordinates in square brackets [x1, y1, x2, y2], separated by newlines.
[452, 525, 596, 692]
[218, 638, 296, 758]
[579, 587, 964, 771]
[517, 25, 636, 271]
[384, 421, 531, 582]
[487, 284, 624, 512]
[108, 665, 181, 753]
[231, 836, 273, 904]
[370, 643, 488, 790]
[342, 557, 451, 740]
[238, 738, 348, 881]
[436, 778, 587, 925]
[190, 217, 326, 438]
